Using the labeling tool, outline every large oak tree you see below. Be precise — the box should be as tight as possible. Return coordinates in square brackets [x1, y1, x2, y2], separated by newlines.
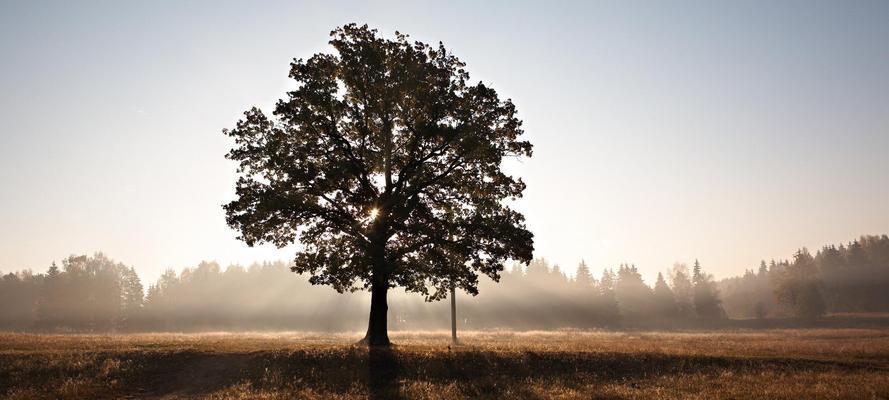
[224, 24, 533, 345]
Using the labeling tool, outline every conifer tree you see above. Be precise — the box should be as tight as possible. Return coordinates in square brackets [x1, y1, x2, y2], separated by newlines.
[574, 260, 593, 288]
[653, 272, 678, 318]
[691, 260, 724, 319]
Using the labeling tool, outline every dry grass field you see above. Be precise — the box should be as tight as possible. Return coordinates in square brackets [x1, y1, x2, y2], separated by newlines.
[2, 329, 889, 399]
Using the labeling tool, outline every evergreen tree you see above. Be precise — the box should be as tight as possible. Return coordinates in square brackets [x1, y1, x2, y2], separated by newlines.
[669, 263, 694, 318]
[653, 272, 678, 318]
[525, 258, 551, 281]
[599, 269, 620, 321]
[37, 262, 62, 328]
[757, 261, 768, 278]
[550, 264, 568, 287]
[692, 260, 724, 319]
[775, 249, 826, 318]
[614, 264, 653, 319]
[574, 260, 593, 289]
[692, 259, 703, 286]
[118, 267, 144, 328]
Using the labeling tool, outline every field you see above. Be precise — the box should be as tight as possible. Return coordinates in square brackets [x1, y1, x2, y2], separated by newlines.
[2, 329, 889, 399]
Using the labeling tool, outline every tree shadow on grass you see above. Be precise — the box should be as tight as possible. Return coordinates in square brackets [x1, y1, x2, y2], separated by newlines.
[17, 347, 879, 399]
[368, 346, 403, 400]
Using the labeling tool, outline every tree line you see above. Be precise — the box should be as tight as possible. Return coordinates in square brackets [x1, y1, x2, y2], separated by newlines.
[1, 235, 888, 332]
[719, 234, 889, 319]
[0, 255, 143, 331]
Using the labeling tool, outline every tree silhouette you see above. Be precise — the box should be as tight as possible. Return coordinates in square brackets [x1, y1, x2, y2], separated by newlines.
[36, 262, 62, 328]
[574, 260, 593, 289]
[223, 24, 534, 345]
[614, 264, 652, 319]
[669, 263, 694, 318]
[597, 269, 619, 322]
[691, 260, 724, 319]
[775, 249, 826, 318]
[653, 272, 678, 318]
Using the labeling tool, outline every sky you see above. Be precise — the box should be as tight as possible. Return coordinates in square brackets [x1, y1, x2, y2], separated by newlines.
[2, 0, 888, 286]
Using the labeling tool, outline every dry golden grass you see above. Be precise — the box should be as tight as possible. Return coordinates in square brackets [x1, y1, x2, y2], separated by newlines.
[2, 329, 889, 399]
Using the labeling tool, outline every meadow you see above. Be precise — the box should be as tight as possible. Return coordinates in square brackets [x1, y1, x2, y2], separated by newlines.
[2, 329, 889, 399]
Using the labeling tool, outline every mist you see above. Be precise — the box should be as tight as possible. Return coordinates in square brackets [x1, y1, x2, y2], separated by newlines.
[3, 234, 888, 333]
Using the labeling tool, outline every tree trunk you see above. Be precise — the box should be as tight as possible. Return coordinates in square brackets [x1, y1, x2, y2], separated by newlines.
[362, 282, 390, 346]
[362, 229, 391, 346]
[450, 285, 457, 344]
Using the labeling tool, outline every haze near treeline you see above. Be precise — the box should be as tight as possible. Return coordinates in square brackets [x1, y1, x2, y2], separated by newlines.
[2, 0, 889, 285]
[3, 234, 889, 331]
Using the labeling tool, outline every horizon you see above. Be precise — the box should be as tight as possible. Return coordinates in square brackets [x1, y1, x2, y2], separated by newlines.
[4, 232, 887, 286]
[3, 0, 889, 286]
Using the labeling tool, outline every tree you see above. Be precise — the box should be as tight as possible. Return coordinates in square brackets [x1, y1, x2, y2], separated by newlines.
[599, 269, 619, 322]
[574, 260, 593, 289]
[118, 266, 144, 328]
[775, 249, 826, 318]
[692, 259, 703, 287]
[669, 263, 694, 318]
[614, 264, 652, 319]
[757, 261, 768, 278]
[223, 24, 534, 346]
[37, 262, 62, 328]
[549, 264, 568, 287]
[816, 245, 845, 310]
[653, 272, 678, 318]
[691, 260, 724, 319]
[525, 258, 551, 282]
[0, 271, 39, 330]
[753, 301, 767, 320]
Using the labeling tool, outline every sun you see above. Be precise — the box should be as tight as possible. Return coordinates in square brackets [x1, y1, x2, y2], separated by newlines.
[368, 207, 380, 221]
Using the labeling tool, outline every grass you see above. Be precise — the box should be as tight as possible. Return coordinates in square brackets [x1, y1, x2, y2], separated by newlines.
[2, 329, 889, 399]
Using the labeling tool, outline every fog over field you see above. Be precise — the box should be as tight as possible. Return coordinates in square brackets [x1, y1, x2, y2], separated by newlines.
[3, 235, 888, 333]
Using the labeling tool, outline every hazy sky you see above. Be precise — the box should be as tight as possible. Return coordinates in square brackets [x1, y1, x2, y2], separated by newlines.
[2, 0, 888, 285]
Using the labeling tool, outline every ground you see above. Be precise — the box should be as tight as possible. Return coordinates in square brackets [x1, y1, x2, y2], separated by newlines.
[2, 329, 889, 399]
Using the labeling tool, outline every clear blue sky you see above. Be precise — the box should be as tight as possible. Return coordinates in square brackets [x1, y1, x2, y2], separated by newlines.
[2, 0, 888, 285]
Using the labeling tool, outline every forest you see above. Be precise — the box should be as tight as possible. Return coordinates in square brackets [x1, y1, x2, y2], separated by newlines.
[1, 235, 888, 332]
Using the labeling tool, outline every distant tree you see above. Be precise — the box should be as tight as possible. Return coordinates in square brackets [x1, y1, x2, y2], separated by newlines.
[0, 271, 39, 329]
[753, 301, 767, 320]
[653, 272, 678, 318]
[691, 260, 724, 319]
[692, 260, 703, 286]
[574, 260, 593, 289]
[775, 249, 826, 319]
[599, 269, 620, 321]
[549, 264, 568, 287]
[846, 241, 868, 270]
[757, 261, 768, 278]
[223, 24, 534, 345]
[842, 238, 882, 310]
[46, 262, 60, 278]
[525, 258, 551, 281]
[118, 266, 144, 328]
[614, 264, 652, 319]
[669, 263, 694, 318]
[753, 260, 775, 317]
[37, 262, 62, 328]
[567, 260, 599, 327]
[816, 245, 845, 310]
